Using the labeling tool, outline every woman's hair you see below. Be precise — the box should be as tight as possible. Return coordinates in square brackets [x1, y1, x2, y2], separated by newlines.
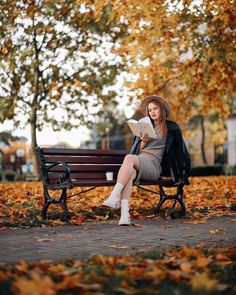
[145, 100, 167, 139]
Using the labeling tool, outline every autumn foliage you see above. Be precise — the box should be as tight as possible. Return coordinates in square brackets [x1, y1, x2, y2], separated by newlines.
[0, 177, 236, 294]
[0, 244, 235, 294]
[0, 176, 235, 228]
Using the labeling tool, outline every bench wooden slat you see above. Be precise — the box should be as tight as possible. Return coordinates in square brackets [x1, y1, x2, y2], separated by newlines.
[42, 148, 128, 156]
[47, 176, 175, 187]
[44, 156, 124, 164]
[48, 172, 118, 179]
[46, 164, 121, 172]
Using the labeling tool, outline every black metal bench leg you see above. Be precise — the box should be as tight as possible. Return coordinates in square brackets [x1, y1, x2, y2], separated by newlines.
[154, 186, 167, 214]
[170, 184, 186, 219]
[42, 186, 70, 221]
[177, 185, 186, 215]
[42, 186, 52, 220]
[59, 188, 69, 221]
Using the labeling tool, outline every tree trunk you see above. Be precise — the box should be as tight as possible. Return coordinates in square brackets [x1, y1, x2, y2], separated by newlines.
[30, 109, 39, 175]
[200, 116, 208, 165]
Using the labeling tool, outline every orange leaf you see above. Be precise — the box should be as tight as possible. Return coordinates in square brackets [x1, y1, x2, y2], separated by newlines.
[180, 262, 194, 273]
[195, 256, 209, 268]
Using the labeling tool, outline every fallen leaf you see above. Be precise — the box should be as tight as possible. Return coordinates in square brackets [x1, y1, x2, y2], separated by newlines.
[16, 260, 28, 273]
[195, 256, 209, 268]
[132, 223, 145, 227]
[209, 229, 223, 234]
[37, 238, 54, 242]
[191, 272, 219, 292]
[76, 282, 103, 291]
[12, 271, 55, 295]
[109, 245, 129, 250]
[180, 262, 194, 273]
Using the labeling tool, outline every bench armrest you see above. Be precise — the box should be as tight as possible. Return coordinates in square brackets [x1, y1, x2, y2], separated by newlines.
[46, 161, 71, 183]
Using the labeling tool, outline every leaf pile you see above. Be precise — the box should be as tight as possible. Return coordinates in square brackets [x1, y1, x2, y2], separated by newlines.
[0, 245, 235, 295]
[0, 176, 236, 228]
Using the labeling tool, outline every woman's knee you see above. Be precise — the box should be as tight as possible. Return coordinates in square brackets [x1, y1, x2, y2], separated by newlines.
[124, 154, 138, 164]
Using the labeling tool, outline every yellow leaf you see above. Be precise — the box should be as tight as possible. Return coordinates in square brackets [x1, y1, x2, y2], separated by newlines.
[209, 229, 223, 234]
[109, 245, 129, 250]
[12, 271, 55, 295]
[191, 272, 219, 292]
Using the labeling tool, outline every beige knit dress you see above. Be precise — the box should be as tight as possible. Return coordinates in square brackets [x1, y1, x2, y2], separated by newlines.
[136, 126, 166, 181]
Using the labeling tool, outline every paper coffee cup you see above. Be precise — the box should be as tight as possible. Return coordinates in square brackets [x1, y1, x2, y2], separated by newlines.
[106, 171, 113, 181]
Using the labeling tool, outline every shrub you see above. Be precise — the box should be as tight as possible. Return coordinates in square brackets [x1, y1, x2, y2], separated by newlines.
[190, 165, 236, 176]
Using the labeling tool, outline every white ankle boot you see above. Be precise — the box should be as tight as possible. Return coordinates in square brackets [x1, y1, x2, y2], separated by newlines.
[118, 199, 131, 226]
[102, 183, 124, 208]
[102, 195, 120, 208]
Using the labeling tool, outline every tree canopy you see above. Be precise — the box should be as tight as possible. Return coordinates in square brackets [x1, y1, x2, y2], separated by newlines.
[0, 0, 126, 172]
[78, 0, 235, 123]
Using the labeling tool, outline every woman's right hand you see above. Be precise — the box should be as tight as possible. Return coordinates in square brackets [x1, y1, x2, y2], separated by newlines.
[140, 133, 148, 149]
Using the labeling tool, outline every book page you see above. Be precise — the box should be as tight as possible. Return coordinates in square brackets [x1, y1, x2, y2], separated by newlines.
[127, 117, 156, 138]
[139, 117, 156, 138]
[127, 120, 141, 137]
[139, 122, 156, 138]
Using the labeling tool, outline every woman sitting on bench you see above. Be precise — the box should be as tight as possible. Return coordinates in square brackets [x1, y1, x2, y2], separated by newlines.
[102, 95, 190, 226]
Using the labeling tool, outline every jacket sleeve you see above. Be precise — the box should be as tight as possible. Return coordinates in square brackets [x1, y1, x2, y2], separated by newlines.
[129, 136, 141, 155]
[174, 125, 191, 183]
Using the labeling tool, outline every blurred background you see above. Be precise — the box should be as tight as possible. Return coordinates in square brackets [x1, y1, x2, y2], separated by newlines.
[0, 0, 235, 181]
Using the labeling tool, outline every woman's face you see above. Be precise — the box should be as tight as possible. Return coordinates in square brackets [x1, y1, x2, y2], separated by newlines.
[147, 102, 160, 121]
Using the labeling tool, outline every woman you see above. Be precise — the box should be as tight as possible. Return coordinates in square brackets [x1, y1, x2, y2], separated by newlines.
[102, 95, 190, 226]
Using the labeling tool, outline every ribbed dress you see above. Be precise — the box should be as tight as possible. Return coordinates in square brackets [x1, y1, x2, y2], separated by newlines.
[136, 127, 166, 181]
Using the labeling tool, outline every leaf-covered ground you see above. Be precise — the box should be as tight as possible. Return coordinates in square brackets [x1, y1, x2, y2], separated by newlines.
[0, 176, 236, 294]
[0, 176, 236, 229]
[0, 176, 236, 228]
[0, 245, 235, 295]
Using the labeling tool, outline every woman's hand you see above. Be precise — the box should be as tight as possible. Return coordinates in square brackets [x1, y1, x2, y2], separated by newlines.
[140, 132, 148, 149]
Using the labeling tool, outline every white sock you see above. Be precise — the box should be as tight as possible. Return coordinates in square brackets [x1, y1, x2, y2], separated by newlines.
[108, 182, 124, 201]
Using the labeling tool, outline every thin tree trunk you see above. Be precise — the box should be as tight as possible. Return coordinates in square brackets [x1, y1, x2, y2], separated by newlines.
[31, 21, 40, 176]
[30, 108, 39, 175]
[200, 116, 208, 165]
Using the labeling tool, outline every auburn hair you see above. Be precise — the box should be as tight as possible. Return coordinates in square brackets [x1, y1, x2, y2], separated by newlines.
[145, 100, 167, 140]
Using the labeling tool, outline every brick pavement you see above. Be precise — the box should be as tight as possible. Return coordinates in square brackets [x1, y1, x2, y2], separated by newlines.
[0, 216, 235, 264]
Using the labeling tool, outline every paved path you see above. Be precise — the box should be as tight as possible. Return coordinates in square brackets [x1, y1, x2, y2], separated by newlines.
[0, 216, 235, 264]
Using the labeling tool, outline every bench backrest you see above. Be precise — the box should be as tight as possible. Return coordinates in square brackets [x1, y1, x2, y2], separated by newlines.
[37, 147, 128, 185]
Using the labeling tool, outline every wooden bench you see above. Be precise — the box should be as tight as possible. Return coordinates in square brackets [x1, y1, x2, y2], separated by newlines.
[36, 147, 189, 220]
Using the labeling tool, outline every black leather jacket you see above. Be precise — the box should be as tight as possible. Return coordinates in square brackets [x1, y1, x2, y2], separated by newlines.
[130, 120, 191, 183]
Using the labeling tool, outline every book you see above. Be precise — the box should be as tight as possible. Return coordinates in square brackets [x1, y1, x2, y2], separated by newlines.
[127, 116, 156, 138]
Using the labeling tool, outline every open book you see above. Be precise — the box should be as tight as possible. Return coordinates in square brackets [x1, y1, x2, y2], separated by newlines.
[127, 117, 156, 138]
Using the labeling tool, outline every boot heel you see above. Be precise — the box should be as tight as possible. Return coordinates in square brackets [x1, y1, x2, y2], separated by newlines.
[118, 215, 131, 226]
